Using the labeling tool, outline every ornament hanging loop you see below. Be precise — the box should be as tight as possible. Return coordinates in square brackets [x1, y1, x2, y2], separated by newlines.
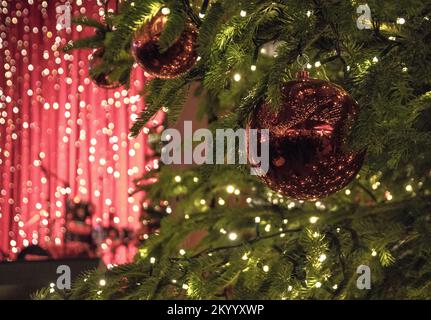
[296, 54, 310, 70]
[296, 54, 310, 79]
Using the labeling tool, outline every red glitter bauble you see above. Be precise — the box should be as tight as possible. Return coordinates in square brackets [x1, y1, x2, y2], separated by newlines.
[248, 71, 365, 200]
[89, 48, 121, 89]
[131, 11, 198, 79]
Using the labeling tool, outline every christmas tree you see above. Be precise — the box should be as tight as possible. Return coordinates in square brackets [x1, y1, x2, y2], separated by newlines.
[36, 0, 431, 299]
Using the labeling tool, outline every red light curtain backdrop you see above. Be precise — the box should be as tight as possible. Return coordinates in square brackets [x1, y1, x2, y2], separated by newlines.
[0, 0, 151, 263]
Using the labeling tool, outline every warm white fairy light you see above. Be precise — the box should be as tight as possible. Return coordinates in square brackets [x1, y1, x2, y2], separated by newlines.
[241, 254, 248, 260]
[318, 254, 327, 262]
[234, 189, 240, 195]
[161, 7, 171, 15]
[233, 73, 241, 82]
[345, 189, 351, 195]
[396, 17, 406, 25]
[199, 13, 205, 18]
[314, 61, 321, 67]
[200, 199, 206, 205]
[218, 198, 225, 205]
[264, 224, 271, 232]
[315, 282, 322, 288]
[226, 185, 235, 194]
[309, 216, 319, 224]
[262, 265, 269, 272]
[174, 175, 182, 183]
[150, 257, 156, 264]
[254, 216, 261, 223]
[372, 56, 379, 63]
[182, 283, 189, 290]
[371, 249, 377, 257]
[251, 65, 257, 71]
[228, 232, 238, 241]
[240, 10, 247, 17]
[179, 249, 186, 256]
[99, 279, 106, 286]
[193, 177, 199, 183]
[405, 184, 413, 192]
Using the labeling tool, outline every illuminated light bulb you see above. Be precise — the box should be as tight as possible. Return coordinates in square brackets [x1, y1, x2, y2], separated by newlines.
[254, 216, 261, 223]
[200, 199, 206, 205]
[241, 254, 248, 260]
[264, 224, 271, 232]
[251, 65, 257, 71]
[246, 197, 252, 204]
[306, 10, 312, 17]
[396, 17, 406, 25]
[161, 7, 171, 15]
[262, 265, 269, 273]
[174, 176, 182, 183]
[172, 279, 177, 284]
[372, 56, 379, 63]
[185, 214, 190, 220]
[220, 228, 227, 234]
[234, 189, 240, 195]
[199, 13, 205, 18]
[218, 198, 225, 206]
[306, 63, 312, 69]
[193, 177, 199, 183]
[385, 191, 393, 201]
[283, 219, 288, 224]
[182, 284, 189, 290]
[333, 284, 338, 290]
[50, 288, 55, 294]
[99, 279, 106, 286]
[371, 249, 377, 257]
[288, 285, 293, 291]
[309, 216, 319, 224]
[318, 254, 327, 262]
[402, 67, 408, 72]
[150, 257, 156, 264]
[345, 189, 351, 195]
[50, 283, 55, 288]
[405, 184, 413, 192]
[233, 73, 241, 82]
[240, 10, 247, 17]
[226, 185, 235, 194]
[314, 61, 321, 67]
[228, 232, 238, 241]
[179, 249, 186, 256]
[315, 282, 322, 288]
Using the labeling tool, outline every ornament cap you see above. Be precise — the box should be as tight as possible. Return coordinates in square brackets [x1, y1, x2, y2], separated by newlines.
[296, 70, 310, 79]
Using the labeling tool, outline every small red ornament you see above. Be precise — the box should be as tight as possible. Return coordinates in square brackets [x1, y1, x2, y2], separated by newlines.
[131, 10, 198, 79]
[89, 48, 121, 89]
[248, 71, 365, 200]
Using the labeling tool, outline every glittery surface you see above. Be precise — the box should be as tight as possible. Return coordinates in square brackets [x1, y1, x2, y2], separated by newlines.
[248, 75, 365, 200]
[131, 12, 198, 79]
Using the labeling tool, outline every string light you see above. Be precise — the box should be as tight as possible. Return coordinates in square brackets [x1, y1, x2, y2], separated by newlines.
[262, 265, 269, 272]
[228, 232, 238, 241]
[233, 73, 241, 82]
[179, 249, 186, 256]
[99, 279, 106, 286]
[226, 185, 235, 194]
[309, 216, 319, 224]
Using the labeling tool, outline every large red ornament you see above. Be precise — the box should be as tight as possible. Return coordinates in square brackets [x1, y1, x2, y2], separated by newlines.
[89, 48, 121, 89]
[248, 71, 365, 200]
[131, 10, 198, 79]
